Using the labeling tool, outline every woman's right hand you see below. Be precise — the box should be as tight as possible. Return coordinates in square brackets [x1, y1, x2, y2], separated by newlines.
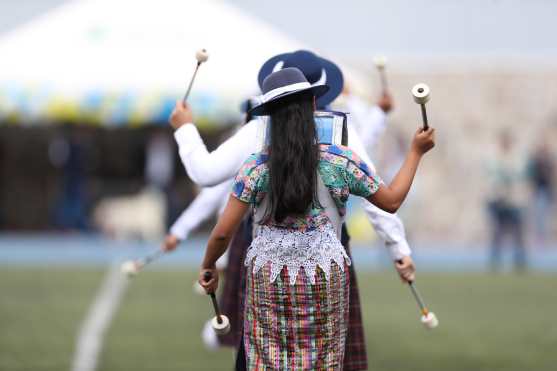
[161, 234, 180, 252]
[199, 267, 218, 294]
[411, 127, 435, 155]
[169, 101, 193, 130]
[395, 256, 416, 283]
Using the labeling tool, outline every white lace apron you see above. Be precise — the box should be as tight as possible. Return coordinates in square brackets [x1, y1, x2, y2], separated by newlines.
[245, 174, 351, 285]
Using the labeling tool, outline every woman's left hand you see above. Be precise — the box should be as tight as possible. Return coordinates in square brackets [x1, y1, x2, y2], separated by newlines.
[199, 267, 219, 294]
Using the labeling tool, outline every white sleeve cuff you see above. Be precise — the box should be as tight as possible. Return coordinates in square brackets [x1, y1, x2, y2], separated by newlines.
[173, 124, 202, 157]
[386, 239, 412, 261]
[169, 225, 188, 241]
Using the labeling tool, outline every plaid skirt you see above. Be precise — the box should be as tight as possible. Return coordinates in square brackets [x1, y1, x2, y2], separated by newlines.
[244, 262, 350, 370]
[219, 219, 368, 370]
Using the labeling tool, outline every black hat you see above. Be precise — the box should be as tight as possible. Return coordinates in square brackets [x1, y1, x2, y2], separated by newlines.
[250, 67, 328, 116]
[257, 50, 343, 108]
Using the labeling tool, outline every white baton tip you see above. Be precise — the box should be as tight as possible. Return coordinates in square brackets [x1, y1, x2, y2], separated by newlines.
[373, 55, 387, 68]
[412, 83, 430, 104]
[211, 315, 231, 335]
[121, 260, 139, 278]
[196, 48, 209, 63]
[421, 312, 439, 329]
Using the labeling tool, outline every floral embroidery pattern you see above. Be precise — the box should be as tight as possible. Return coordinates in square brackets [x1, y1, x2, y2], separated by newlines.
[232, 144, 382, 231]
[231, 144, 382, 284]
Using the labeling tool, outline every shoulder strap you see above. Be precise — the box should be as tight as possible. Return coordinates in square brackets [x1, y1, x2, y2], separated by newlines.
[253, 172, 343, 239]
[316, 172, 343, 239]
[253, 190, 268, 228]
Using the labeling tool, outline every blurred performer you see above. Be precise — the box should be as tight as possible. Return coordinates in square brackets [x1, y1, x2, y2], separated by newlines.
[162, 181, 230, 252]
[161, 100, 259, 349]
[161, 101, 257, 253]
[341, 83, 393, 150]
[487, 131, 528, 272]
[163, 98, 259, 253]
[170, 50, 414, 371]
[527, 137, 555, 245]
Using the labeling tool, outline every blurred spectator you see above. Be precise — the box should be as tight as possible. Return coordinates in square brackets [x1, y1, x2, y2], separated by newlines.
[145, 129, 174, 190]
[0, 139, 3, 228]
[527, 138, 555, 245]
[486, 130, 528, 273]
[48, 126, 90, 231]
[145, 129, 175, 226]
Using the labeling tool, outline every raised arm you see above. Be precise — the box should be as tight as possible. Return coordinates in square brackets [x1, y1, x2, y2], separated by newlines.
[346, 125, 433, 281]
[368, 127, 435, 213]
[347, 124, 411, 261]
[169, 101, 258, 186]
[199, 196, 250, 293]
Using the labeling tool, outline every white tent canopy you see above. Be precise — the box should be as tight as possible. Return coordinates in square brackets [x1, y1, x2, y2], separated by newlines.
[0, 0, 307, 125]
[0, 0, 368, 126]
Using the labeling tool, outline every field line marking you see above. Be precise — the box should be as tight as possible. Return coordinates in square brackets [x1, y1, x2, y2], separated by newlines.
[70, 262, 129, 371]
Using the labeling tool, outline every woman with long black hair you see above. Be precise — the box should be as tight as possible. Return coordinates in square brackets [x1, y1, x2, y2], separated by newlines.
[199, 67, 435, 369]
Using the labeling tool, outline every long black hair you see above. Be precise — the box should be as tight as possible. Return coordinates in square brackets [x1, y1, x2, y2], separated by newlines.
[265, 92, 319, 223]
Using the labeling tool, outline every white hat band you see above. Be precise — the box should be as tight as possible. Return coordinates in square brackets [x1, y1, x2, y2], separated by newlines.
[262, 82, 312, 103]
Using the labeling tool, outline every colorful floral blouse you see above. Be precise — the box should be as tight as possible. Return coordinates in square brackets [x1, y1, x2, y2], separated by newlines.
[232, 144, 382, 232]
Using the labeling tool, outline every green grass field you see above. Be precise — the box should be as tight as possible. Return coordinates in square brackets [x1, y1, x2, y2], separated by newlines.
[1, 267, 556, 371]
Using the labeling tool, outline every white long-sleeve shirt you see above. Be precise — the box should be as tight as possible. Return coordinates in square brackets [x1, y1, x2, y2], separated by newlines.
[169, 181, 231, 240]
[173, 103, 411, 259]
[344, 97, 411, 259]
[175, 118, 380, 183]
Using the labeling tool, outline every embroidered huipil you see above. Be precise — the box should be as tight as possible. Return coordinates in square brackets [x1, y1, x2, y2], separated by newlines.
[175, 111, 413, 261]
[232, 144, 382, 285]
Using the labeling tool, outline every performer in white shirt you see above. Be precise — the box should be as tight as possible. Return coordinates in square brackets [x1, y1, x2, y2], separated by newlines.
[160, 98, 260, 254]
[169, 50, 413, 371]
